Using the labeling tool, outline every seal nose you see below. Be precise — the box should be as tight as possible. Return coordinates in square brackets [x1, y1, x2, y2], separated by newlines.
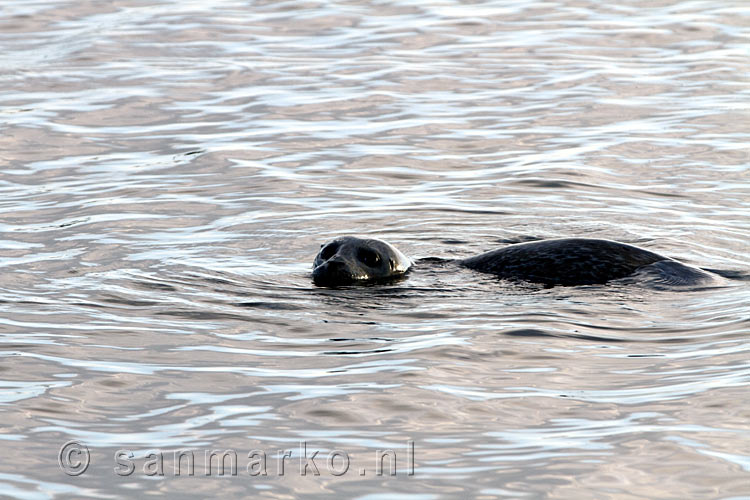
[312, 258, 351, 286]
[324, 259, 345, 271]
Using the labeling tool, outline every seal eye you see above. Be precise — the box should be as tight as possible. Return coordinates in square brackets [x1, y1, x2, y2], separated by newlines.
[319, 243, 338, 261]
[357, 248, 380, 267]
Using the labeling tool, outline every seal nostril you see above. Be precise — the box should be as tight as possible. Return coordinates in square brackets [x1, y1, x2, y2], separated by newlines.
[326, 260, 344, 271]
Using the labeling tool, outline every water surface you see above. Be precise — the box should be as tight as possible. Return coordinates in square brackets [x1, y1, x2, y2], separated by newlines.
[1, 0, 749, 498]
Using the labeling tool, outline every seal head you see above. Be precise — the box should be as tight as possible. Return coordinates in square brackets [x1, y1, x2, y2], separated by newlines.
[312, 236, 411, 287]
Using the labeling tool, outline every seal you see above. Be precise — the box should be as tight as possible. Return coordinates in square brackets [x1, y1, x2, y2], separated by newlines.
[312, 236, 717, 287]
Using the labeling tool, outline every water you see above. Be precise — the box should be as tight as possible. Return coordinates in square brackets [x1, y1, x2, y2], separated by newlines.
[1, 0, 749, 498]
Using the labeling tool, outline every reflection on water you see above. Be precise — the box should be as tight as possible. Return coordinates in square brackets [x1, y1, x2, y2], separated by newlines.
[1, 0, 749, 498]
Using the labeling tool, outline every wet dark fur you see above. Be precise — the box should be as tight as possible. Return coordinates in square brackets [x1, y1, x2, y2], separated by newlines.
[459, 238, 665, 286]
[312, 236, 716, 287]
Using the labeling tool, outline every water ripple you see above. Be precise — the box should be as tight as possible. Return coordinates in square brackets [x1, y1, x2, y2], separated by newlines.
[1, 0, 749, 497]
